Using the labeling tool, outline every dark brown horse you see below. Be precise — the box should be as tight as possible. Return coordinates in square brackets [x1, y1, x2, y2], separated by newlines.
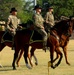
[0, 20, 34, 68]
[11, 19, 74, 70]
[0, 31, 31, 69]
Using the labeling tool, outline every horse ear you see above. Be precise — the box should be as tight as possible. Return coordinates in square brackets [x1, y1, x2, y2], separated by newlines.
[71, 17, 74, 20]
[69, 16, 74, 20]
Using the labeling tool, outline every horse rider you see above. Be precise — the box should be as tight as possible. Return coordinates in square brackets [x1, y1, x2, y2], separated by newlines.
[33, 4, 47, 51]
[6, 7, 22, 50]
[45, 6, 60, 40]
[45, 6, 55, 32]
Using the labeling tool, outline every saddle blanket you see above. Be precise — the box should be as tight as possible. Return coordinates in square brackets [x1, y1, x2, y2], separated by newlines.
[1, 31, 13, 43]
[30, 30, 43, 42]
[1, 29, 48, 44]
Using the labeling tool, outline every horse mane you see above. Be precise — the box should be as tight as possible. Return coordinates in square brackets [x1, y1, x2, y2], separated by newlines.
[52, 20, 69, 30]
[50, 19, 71, 37]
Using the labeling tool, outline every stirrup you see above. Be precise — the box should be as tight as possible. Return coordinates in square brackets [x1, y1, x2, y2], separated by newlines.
[12, 47, 15, 50]
[43, 46, 47, 52]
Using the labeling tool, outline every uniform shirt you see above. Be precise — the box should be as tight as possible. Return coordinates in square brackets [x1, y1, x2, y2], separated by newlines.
[33, 13, 44, 29]
[7, 15, 18, 30]
[45, 12, 54, 26]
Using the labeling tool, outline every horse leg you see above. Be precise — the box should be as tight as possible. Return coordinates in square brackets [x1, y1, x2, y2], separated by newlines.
[54, 47, 63, 68]
[49, 50, 59, 65]
[16, 48, 31, 67]
[29, 47, 38, 67]
[16, 49, 24, 67]
[33, 54, 38, 65]
[50, 45, 55, 69]
[63, 46, 70, 65]
[23, 45, 32, 69]
[12, 47, 20, 70]
[53, 51, 59, 62]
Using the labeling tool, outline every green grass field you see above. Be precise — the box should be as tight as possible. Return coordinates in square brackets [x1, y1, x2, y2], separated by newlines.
[0, 40, 74, 75]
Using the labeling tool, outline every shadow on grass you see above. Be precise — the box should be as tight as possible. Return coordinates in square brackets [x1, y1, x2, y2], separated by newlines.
[0, 65, 15, 71]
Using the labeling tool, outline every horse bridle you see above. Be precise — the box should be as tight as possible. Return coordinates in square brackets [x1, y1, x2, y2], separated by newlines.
[66, 19, 74, 37]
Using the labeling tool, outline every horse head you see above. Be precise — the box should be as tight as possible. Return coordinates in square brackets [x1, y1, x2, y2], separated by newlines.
[70, 16, 74, 29]
[66, 16, 74, 37]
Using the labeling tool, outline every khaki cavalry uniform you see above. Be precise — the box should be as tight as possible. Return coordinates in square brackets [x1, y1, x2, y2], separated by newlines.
[33, 13, 44, 29]
[33, 13, 47, 48]
[6, 15, 19, 36]
[45, 12, 54, 28]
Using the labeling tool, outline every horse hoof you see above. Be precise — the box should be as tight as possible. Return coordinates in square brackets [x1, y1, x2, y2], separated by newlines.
[68, 63, 70, 66]
[35, 62, 38, 65]
[30, 61, 34, 67]
[67, 62, 70, 66]
[30, 63, 34, 67]
[16, 62, 20, 67]
[12, 65, 16, 70]
[51, 65, 56, 69]
[17, 64, 20, 67]
[13, 67, 16, 70]
[26, 64, 32, 69]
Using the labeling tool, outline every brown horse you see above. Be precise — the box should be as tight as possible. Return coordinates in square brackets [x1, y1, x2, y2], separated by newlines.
[11, 19, 74, 70]
[15, 17, 74, 67]
[28, 17, 74, 67]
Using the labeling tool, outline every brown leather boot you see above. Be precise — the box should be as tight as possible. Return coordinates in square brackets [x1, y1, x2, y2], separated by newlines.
[12, 41, 15, 50]
[12, 46, 15, 50]
[43, 46, 47, 52]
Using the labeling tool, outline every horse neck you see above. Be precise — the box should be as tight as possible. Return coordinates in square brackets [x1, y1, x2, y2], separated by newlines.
[51, 29, 62, 37]
[53, 21, 66, 35]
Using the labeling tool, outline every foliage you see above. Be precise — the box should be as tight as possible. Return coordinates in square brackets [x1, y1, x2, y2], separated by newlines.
[21, 0, 34, 23]
[37, 0, 74, 19]
[0, 0, 34, 23]
[0, 0, 74, 22]
[0, 0, 23, 21]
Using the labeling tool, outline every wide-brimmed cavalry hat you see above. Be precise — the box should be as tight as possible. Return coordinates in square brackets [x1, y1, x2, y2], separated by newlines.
[48, 6, 53, 9]
[46, 5, 53, 11]
[33, 4, 42, 10]
[10, 7, 17, 13]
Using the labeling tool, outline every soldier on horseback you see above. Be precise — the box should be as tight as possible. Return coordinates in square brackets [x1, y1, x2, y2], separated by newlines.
[45, 6, 55, 32]
[6, 7, 22, 50]
[33, 4, 47, 50]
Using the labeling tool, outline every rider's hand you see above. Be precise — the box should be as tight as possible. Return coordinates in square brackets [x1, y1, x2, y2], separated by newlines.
[41, 26, 44, 29]
[18, 26, 22, 29]
[10, 29, 14, 32]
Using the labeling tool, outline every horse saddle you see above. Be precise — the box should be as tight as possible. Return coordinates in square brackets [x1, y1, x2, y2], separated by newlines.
[1, 31, 13, 43]
[1, 29, 48, 44]
[20, 29, 49, 44]
[29, 30, 43, 43]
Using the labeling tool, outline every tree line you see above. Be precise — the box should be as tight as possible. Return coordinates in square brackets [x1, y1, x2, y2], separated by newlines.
[0, 0, 74, 23]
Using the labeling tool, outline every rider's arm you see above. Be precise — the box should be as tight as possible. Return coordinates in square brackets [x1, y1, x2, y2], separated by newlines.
[6, 16, 12, 30]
